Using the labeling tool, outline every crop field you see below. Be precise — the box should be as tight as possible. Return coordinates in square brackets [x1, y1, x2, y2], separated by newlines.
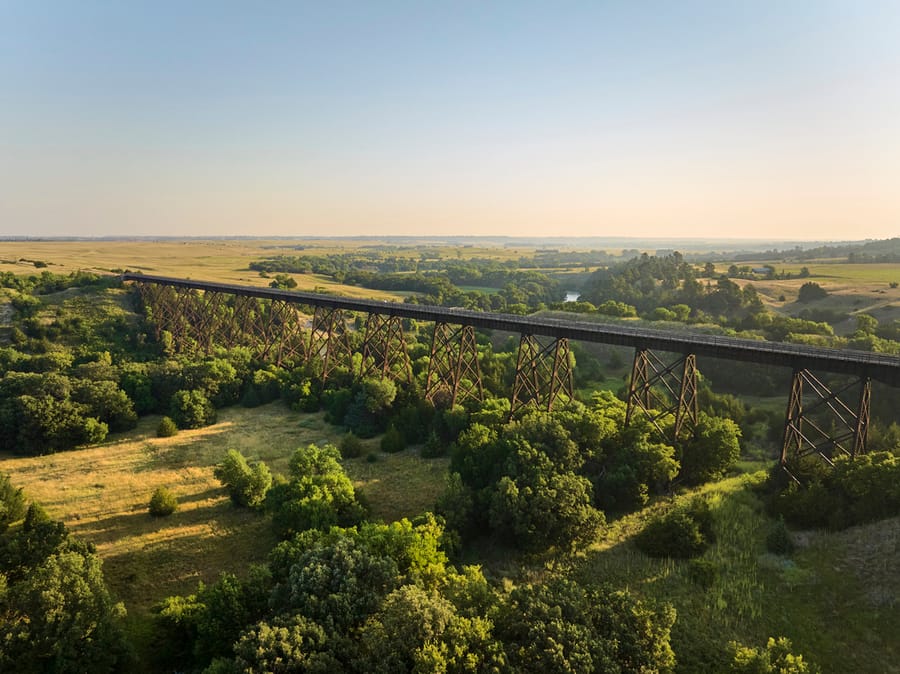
[0, 401, 449, 636]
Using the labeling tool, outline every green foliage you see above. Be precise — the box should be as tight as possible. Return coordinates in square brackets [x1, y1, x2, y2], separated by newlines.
[797, 282, 827, 303]
[230, 614, 340, 673]
[267, 444, 366, 539]
[156, 415, 178, 437]
[380, 423, 406, 453]
[679, 414, 742, 484]
[214, 449, 272, 509]
[0, 499, 128, 673]
[765, 517, 794, 555]
[340, 431, 365, 458]
[0, 473, 27, 533]
[635, 497, 716, 559]
[493, 579, 676, 674]
[148, 486, 178, 517]
[356, 584, 506, 673]
[170, 389, 217, 429]
[730, 637, 819, 673]
[772, 452, 900, 529]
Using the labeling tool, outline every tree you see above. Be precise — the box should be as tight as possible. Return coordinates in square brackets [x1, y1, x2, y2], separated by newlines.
[156, 415, 178, 437]
[267, 444, 366, 539]
[797, 282, 827, 303]
[170, 389, 216, 429]
[0, 472, 27, 533]
[679, 414, 742, 484]
[214, 449, 272, 509]
[494, 579, 676, 674]
[356, 584, 506, 673]
[230, 614, 340, 673]
[730, 636, 819, 673]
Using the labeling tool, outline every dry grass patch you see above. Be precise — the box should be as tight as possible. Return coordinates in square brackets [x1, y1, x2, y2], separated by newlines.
[0, 403, 345, 617]
[344, 449, 449, 524]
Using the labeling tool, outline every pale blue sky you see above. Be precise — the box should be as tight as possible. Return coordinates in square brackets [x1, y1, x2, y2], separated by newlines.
[1, 1, 898, 239]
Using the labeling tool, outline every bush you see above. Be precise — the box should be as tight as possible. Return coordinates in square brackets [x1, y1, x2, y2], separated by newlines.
[765, 517, 794, 555]
[687, 558, 718, 588]
[214, 449, 272, 509]
[156, 416, 178, 438]
[340, 432, 365, 459]
[635, 498, 715, 559]
[149, 487, 178, 517]
[380, 424, 406, 453]
[730, 636, 819, 673]
[170, 389, 217, 429]
[420, 430, 445, 458]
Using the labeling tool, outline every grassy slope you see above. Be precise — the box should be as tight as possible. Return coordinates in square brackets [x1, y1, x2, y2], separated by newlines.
[3, 405, 898, 672]
[0, 402, 448, 652]
[573, 471, 900, 674]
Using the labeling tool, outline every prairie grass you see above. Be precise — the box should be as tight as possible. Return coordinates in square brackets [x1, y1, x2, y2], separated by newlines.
[0, 401, 449, 638]
[574, 469, 900, 673]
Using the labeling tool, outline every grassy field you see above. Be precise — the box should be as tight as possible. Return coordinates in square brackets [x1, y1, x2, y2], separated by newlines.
[0, 401, 449, 645]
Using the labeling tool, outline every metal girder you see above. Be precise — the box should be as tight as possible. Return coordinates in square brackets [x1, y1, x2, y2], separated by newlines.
[509, 334, 573, 415]
[781, 370, 872, 478]
[425, 323, 483, 407]
[625, 349, 698, 443]
[358, 313, 412, 383]
[307, 306, 351, 382]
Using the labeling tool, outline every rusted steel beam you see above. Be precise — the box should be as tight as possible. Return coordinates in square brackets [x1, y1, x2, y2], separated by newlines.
[780, 370, 871, 480]
[307, 306, 351, 382]
[425, 323, 484, 407]
[359, 313, 412, 383]
[509, 335, 573, 415]
[625, 349, 698, 443]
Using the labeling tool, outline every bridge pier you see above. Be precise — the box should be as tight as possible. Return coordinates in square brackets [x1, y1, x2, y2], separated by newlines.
[625, 349, 698, 443]
[509, 334, 573, 415]
[425, 323, 483, 408]
[359, 313, 412, 383]
[307, 306, 352, 382]
[780, 370, 871, 479]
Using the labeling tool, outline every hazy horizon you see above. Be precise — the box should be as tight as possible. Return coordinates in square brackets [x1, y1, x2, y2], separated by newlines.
[2, 1, 898, 240]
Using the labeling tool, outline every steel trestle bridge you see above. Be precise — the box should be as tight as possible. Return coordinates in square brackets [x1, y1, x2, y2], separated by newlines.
[124, 273, 900, 474]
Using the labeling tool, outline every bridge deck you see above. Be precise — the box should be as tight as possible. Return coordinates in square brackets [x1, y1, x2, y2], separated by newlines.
[123, 273, 900, 386]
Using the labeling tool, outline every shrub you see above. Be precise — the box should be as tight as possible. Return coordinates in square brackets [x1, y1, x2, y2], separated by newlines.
[687, 558, 718, 588]
[156, 416, 178, 438]
[420, 430, 445, 458]
[340, 432, 365, 459]
[170, 389, 217, 429]
[765, 517, 794, 555]
[730, 636, 819, 673]
[214, 449, 272, 509]
[635, 498, 715, 559]
[380, 424, 406, 453]
[149, 487, 178, 517]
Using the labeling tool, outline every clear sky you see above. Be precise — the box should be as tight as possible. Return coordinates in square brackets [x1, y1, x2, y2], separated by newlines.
[1, 1, 898, 240]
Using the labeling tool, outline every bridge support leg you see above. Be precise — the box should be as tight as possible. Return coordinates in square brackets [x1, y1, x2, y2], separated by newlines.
[780, 370, 872, 477]
[359, 313, 412, 383]
[625, 349, 698, 443]
[509, 334, 573, 415]
[307, 307, 351, 383]
[425, 323, 483, 408]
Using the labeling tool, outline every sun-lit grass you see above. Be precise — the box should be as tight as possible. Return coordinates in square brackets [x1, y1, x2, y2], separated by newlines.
[0, 401, 448, 630]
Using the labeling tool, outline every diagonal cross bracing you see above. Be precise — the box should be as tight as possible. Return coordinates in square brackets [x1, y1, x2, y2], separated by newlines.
[425, 323, 483, 407]
[781, 369, 872, 480]
[625, 349, 698, 443]
[359, 313, 412, 383]
[509, 334, 573, 415]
